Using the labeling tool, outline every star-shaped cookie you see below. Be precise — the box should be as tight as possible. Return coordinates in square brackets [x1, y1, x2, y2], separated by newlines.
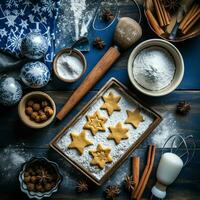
[108, 122, 129, 144]
[83, 111, 107, 135]
[100, 92, 121, 116]
[125, 108, 144, 128]
[68, 131, 93, 155]
[90, 144, 112, 169]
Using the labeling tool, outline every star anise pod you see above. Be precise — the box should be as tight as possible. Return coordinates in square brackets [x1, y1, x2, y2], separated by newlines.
[105, 185, 120, 199]
[36, 168, 53, 184]
[176, 101, 191, 115]
[102, 8, 114, 22]
[124, 175, 135, 192]
[76, 180, 88, 192]
[93, 37, 106, 49]
[162, 0, 180, 13]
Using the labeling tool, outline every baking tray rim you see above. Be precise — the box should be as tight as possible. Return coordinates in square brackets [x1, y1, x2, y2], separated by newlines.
[50, 77, 162, 186]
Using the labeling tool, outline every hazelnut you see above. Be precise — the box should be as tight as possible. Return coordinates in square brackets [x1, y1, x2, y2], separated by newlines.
[44, 106, 54, 117]
[30, 112, 38, 120]
[35, 184, 43, 192]
[24, 176, 31, 183]
[27, 100, 34, 107]
[27, 183, 35, 191]
[40, 187, 45, 193]
[31, 176, 37, 183]
[41, 100, 48, 108]
[35, 115, 41, 123]
[32, 103, 41, 111]
[38, 110, 45, 116]
[25, 107, 33, 116]
[44, 183, 52, 191]
[40, 114, 48, 121]
[24, 172, 30, 177]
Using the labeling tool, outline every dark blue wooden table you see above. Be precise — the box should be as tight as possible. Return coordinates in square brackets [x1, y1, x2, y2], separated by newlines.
[0, 1, 200, 200]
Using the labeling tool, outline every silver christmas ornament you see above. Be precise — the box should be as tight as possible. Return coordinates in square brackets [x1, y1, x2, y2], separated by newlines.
[21, 32, 48, 59]
[21, 61, 50, 88]
[0, 76, 22, 106]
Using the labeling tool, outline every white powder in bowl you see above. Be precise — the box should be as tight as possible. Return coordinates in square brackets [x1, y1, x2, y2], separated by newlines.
[133, 46, 176, 91]
[56, 53, 84, 81]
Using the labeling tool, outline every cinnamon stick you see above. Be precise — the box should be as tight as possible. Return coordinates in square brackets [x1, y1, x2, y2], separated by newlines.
[179, 4, 198, 30]
[146, 9, 164, 35]
[182, 10, 200, 34]
[136, 145, 156, 200]
[160, 0, 170, 25]
[132, 157, 140, 189]
[153, 0, 164, 27]
[133, 145, 154, 199]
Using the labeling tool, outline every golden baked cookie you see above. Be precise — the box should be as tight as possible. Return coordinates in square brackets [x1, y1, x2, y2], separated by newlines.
[108, 122, 129, 144]
[68, 131, 93, 155]
[90, 144, 112, 169]
[125, 108, 144, 128]
[83, 111, 107, 135]
[100, 92, 121, 116]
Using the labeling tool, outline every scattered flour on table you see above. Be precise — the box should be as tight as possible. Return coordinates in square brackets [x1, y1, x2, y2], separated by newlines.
[151, 113, 179, 147]
[0, 145, 32, 181]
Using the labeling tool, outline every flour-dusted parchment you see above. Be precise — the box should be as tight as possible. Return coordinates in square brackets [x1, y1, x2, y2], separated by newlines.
[57, 86, 154, 181]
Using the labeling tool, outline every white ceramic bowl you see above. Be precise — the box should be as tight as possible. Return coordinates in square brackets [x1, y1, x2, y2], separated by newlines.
[128, 39, 184, 96]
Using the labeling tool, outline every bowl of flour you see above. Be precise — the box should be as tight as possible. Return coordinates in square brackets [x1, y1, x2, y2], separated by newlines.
[128, 39, 184, 96]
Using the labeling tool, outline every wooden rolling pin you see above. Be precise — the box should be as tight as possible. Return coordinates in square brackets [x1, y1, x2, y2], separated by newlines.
[57, 17, 142, 120]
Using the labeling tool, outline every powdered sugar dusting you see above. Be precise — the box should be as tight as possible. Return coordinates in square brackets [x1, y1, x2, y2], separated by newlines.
[0, 145, 32, 181]
[57, 86, 154, 181]
[151, 112, 179, 147]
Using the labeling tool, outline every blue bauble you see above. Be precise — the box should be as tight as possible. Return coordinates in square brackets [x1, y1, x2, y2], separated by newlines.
[21, 32, 48, 59]
[21, 61, 50, 88]
[0, 76, 22, 106]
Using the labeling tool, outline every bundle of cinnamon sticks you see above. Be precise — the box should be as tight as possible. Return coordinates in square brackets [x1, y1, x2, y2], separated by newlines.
[145, 0, 200, 38]
[153, 0, 170, 27]
[179, 3, 200, 34]
[131, 144, 156, 200]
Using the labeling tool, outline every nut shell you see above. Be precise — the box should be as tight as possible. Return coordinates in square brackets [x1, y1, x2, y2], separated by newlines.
[32, 103, 41, 111]
[25, 107, 33, 116]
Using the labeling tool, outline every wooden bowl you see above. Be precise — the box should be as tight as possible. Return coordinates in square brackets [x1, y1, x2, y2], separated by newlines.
[144, 0, 200, 42]
[18, 91, 56, 129]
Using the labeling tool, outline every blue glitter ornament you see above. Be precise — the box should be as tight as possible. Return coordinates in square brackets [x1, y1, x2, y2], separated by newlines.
[21, 61, 50, 88]
[21, 32, 48, 59]
[0, 76, 22, 106]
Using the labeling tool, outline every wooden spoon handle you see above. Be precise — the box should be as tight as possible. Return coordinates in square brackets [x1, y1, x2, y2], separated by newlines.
[56, 47, 121, 120]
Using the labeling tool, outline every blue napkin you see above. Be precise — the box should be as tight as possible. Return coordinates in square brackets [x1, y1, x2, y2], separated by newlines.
[0, 0, 60, 69]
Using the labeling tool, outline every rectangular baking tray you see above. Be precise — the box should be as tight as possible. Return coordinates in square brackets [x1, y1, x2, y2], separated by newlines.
[50, 78, 162, 185]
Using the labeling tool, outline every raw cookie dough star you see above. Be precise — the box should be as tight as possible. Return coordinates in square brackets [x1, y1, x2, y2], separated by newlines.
[90, 144, 112, 169]
[68, 131, 93, 155]
[100, 92, 121, 116]
[125, 108, 144, 128]
[83, 111, 107, 135]
[108, 122, 129, 144]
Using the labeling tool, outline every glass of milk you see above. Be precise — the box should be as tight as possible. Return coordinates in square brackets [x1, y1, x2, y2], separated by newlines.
[151, 152, 183, 199]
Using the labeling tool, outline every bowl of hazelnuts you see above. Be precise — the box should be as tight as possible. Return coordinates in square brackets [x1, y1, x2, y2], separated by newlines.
[18, 91, 56, 129]
[19, 157, 62, 199]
